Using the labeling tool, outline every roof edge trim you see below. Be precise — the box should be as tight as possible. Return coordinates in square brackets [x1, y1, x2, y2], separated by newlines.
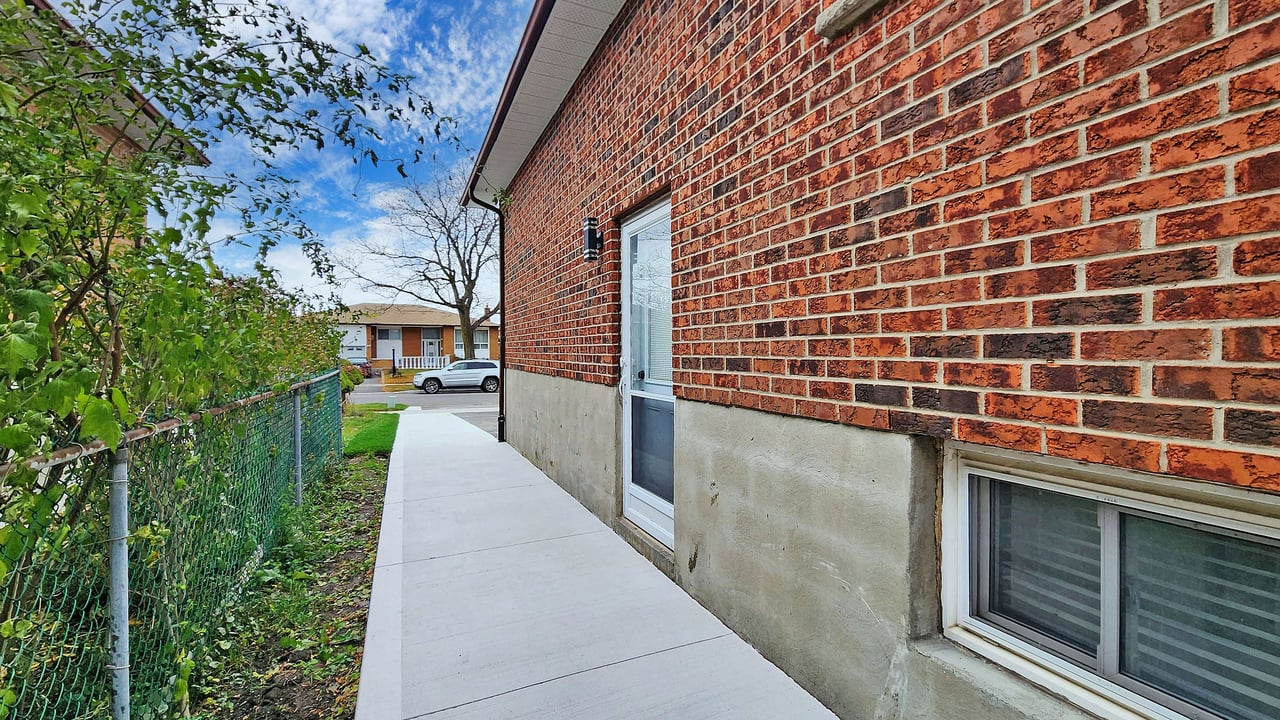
[464, 0, 558, 208]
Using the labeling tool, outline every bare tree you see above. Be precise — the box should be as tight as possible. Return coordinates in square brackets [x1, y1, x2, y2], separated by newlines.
[338, 171, 499, 359]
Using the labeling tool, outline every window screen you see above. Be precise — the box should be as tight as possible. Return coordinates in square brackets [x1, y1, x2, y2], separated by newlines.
[987, 479, 1101, 657]
[1121, 515, 1280, 720]
[972, 472, 1280, 720]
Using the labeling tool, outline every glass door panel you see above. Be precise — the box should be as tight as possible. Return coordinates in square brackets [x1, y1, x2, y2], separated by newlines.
[622, 201, 675, 548]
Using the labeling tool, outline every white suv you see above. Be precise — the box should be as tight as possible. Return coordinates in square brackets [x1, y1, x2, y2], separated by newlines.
[413, 360, 500, 394]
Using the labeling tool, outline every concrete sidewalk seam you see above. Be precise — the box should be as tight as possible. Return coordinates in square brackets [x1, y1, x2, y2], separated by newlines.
[401, 632, 734, 720]
[397, 483, 537, 504]
[385, 529, 606, 568]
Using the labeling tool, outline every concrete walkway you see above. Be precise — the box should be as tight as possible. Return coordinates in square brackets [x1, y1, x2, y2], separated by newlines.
[355, 411, 837, 720]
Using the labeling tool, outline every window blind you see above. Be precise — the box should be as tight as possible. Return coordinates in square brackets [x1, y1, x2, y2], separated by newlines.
[988, 479, 1102, 656]
[1121, 515, 1280, 720]
[975, 473, 1280, 720]
[647, 308, 672, 383]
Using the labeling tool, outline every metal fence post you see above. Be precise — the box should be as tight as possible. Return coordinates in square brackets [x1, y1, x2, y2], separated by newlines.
[333, 369, 344, 458]
[108, 447, 130, 720]
[293, 389, 304, 505]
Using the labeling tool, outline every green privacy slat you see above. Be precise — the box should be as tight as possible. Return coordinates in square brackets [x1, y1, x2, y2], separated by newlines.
[0, 372, 343, 720]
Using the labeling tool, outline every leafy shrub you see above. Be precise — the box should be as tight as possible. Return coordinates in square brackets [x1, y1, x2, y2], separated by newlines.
[339, 364, 364, 395]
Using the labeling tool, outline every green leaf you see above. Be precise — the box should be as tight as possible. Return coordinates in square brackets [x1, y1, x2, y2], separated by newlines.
[0, 424, 32, 451]
[0, 333, 37, 375]
[81, 397, 123, 449]
[15, 231, 40, 256]
[38, 378, 81, 418]
[12, 289, 53, 323]
[0, 619, 33, 639]
[0, 688, 15, 717]
[6, 192, 41, 220]
[0, 78, 19, 117]
[111, 387, 136, 426]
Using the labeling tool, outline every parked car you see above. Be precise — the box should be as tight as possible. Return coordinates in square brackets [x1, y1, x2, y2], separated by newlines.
[413, 360, 500, 394]
[347, 357, 373, 378]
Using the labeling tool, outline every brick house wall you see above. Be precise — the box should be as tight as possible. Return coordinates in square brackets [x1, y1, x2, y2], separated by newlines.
[441, 326, 455, 358]
[503, 0, 1280, 489]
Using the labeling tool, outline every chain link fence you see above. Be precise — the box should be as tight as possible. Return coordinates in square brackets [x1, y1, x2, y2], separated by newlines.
[0, 371, 343, 720]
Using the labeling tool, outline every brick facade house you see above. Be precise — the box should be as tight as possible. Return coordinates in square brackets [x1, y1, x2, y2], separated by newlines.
[334, 302, 500, 367]
[467, 1, 1280, 718]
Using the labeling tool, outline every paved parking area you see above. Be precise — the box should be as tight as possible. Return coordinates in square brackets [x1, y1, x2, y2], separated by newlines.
[355, 413, 837, 720]
[351, 383, 498, 412]
[453, 410, 499, 438]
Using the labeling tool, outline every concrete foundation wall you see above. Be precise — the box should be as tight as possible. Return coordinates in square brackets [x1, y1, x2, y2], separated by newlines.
[504, 369, 619, 523]
[504, 377, 1095, 719]
[674, 401, 1094, 720]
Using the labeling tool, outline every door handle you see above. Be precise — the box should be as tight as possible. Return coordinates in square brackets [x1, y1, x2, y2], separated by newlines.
[637, 370, 645, 380]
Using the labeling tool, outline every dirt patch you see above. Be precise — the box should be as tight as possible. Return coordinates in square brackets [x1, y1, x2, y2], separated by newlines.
[191, 454, 387, 719]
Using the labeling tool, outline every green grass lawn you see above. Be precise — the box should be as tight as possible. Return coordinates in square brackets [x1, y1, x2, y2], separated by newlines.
[342, 404, 402, 457]
[343, 402, 407, 418]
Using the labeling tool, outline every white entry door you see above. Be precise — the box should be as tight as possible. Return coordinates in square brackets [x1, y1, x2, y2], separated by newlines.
[621, 201, 675, 548]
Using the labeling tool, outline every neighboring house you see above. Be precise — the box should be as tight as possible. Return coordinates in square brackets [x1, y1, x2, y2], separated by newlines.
[335, 303, 500, 369]
[467, 2, 1280, 720]
[337, 323, 367, 360]
[21, 0, 204, 166]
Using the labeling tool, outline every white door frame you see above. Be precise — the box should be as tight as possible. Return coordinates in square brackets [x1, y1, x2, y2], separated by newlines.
[620, 200, 675, 548]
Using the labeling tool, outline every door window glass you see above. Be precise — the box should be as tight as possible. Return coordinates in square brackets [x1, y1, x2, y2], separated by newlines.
[629, 221, 673, 391]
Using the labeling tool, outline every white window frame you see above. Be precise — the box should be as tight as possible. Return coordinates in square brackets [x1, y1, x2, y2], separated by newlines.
[941, 443, 1280, 720]
[453, 327, 489, 356]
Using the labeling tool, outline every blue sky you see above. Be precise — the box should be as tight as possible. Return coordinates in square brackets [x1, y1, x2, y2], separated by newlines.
[208, 0, 533, 306]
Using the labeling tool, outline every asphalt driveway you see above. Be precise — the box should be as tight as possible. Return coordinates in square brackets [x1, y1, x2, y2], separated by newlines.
[351, 381, 497, 409]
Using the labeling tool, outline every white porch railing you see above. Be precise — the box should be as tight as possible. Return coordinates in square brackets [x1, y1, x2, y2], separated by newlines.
[396, 355, 450, 370]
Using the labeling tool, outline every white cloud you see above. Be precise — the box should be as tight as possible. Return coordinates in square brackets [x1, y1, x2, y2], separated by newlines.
[277, 0, 410, 61]
[201, 0, 531, 309]
[403, 0, 531, 134]
[258, 176, 500, 310]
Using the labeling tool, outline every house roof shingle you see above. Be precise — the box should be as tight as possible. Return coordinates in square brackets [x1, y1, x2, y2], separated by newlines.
[336, 303, 499, 328]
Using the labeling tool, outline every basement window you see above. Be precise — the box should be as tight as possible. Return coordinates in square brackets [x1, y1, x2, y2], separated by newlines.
[943, 449, 1280, 720]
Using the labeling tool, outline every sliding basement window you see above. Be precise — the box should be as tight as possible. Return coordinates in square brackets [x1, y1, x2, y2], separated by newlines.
[944, 452, 1280, 720]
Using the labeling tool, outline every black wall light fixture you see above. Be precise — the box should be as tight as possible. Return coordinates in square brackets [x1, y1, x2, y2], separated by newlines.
[583, 217, 603, 261]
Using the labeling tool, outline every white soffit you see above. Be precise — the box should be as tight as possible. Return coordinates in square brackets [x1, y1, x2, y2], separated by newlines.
[468, 0, 625, 206]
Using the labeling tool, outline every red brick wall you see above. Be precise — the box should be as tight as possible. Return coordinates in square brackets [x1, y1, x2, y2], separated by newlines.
[503, 0, 1280, 490]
